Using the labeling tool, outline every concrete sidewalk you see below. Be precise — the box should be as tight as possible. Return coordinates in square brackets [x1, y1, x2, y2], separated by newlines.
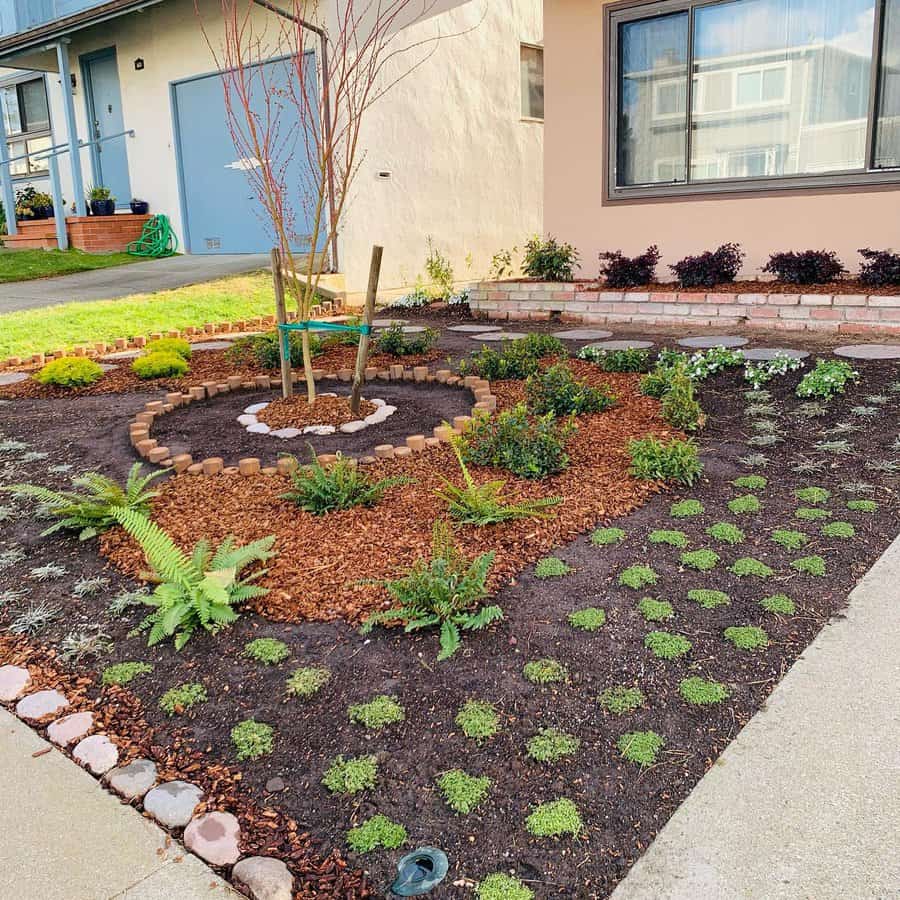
[611, 534, 900, 900]
[0, 254, 269, 312]
[0, 707, 237, 900]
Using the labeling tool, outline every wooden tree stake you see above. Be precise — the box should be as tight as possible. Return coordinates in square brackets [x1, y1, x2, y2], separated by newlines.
[272, 246, 293, 399]
[350, 245, 383, 414]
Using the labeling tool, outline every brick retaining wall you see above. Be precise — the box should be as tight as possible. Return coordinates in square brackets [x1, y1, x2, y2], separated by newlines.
[468, 282, 900, 335]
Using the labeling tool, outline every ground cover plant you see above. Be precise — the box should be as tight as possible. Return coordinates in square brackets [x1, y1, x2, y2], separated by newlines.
[598, 245, 661, 288]
[628, 437, 702, 486]
[436, 769, 491, 814]
[35, 357, 104, 387]
[526, 363, 615, 416]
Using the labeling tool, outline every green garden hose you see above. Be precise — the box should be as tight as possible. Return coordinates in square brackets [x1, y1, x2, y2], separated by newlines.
[127, 214, 179, 258]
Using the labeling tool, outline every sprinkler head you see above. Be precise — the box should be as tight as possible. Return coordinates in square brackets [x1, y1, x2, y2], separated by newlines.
[390, 847, 449, 896]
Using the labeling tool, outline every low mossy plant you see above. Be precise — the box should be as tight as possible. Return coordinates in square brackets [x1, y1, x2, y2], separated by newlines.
[322, 755, 378, 795]
[794, 486, 831, 505]
[846, 499, 878, 513]
[795, 506, 831, 521]
[231, 719, 274, 761]
[526, 727, 580, 763]
[591, 526, 626, 546]
[534, 557, 572, 578]
[244, 637, 290, 665]
[456, 700, 500, 742]
[687, 588, 730, 609]
[131, 351, 189, 379]
[628, 436, 703, 486]
[644, 630, 691, 659]
[648, 529, 689, 548]
[728, 494, 761, 515]
[476, 873, 534, 900]
[760, 593, 796, 615]
[35, 356, 104, 387]
[159, 682, 207, 716]
[617, 730, 665, 767]
[523, 659, 569, 684]
[732, 475, 767, 490]
[821, 521, 855, 539]
[792, 555, 826, 576]
[525, 798, 583, 837]
[286, 666, 331, 699]
[706, 522, 745, 545]
[619, 565, 658, 589]
[348, 695, 406, 730]
[599, 685, 645, 714]
[436, 769, 491, 814]
[145, 337, 191, 359]
[679, 676, 730, 706]
[771, 529, 808, 550]
[568, 607, 607, 631]
[346, 814, 407, 853]
[670, 499, 704, 518]
[729, 557, 775, 578]
[101, 661, 153, 687]
[724, 625, 769, 651]
[680, 549, 720, 572]
[638, 596, 674, 622]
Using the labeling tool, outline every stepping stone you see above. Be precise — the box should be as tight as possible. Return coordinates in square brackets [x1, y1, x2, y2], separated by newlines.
[247, 422, 271, 435]
[47, 711, 93, 747]
[340, 421, 367, 434]
[552, 329, 614, 340]
[375, 325, 428, 334]
[743, 347, 810, 361]
[302, 425, 335, 436]
[244, 402, 269, 415]
[16, 690, 68, 722]
[677, 335, 749, 349]
[265, 777, 286, 793]
[584, 339, 655, 351]
[97, 364, 118, 372]
[0, 665, 30, 702]
[144, 780, 204, 828]
[189, 341, 233, 351]
[447, 324, 503, 332]
[472, 331, 530, 341]
[834, 344, 900, 360]
[232, 856, 294, 900]
[237, 414, 258, 426]
[100, 350, 141, 360]
[105, 758, 158, 800]
[371, 399, 386, 407]
[184, 811, 241, 866]
[0, 372, 28, 386]
[73, 734, 119, 775]
[373, 318, 408, 327]
[271, 428, 303, 439]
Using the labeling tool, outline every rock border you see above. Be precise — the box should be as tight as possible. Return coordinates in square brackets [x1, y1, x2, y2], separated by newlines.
[238, 395, 397, 438]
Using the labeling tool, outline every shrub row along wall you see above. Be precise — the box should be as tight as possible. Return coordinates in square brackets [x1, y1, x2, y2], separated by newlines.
[469, 283, 900, 335]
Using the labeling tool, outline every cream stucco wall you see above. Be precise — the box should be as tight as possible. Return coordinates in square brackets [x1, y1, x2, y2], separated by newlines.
[544, 0, 900, 281]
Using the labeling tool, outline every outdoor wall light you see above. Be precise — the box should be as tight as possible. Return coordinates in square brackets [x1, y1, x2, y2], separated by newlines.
[134, 58, 145, 71]
[390, 848, 448, 896]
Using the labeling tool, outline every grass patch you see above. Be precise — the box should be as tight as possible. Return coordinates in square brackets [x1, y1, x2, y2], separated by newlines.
[619, 565, 659, 589]
[760, 593, 796, 615]
[591, 527, 626, 546]
[821, 521, 855, 539]
[322, 755, 378, 795]
[534, 557, 572, 578]
[648, 529, 689, 548]
[159, 682, 207, 716]
[0, 248, 138, 285]
[728, 494, 761, 515]
[794, 486, 831, 505]
[244, 637, 290, 665]
[348, 695, 406, 730]
[346, 815, 407, 853]
[286, 666, 330, 699]
[523, 659, 569, 684]
[679, 676, 730, 706]
[792, 555, 827, 576]
[568, 607, 607, 631]
[526, 727, 580, 763]
[456, 700, 500, 742]
[476, 874, 534, 900]
[644, 631, 691, 659]
[680, 549, 720, 571]
[231, 719, 274, 761]
[796, 507, 831, 521]
[670, 499, 704, 518]
[599, 686, 645, 714]
[687, 589, 730, 609]
[847, 499, 878, 513]
[732, 475, 767, 490]
[617, 730, 665, 766]
[724, 626, 769, 650]
[525, 798, 583, 837]
[706, 522, 745, 545]
[436, 769, 491, 814]
[729, 557, 775, 578]
[771, 529, 808, 550]
[101, 661, 152, 687]
[638, 597, 674, 622]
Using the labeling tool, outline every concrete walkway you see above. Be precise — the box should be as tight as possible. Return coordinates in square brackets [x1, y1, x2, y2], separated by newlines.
[611, 534, 900, 900]
[0, 254, 269, 313]
[0, 706, 237, 900]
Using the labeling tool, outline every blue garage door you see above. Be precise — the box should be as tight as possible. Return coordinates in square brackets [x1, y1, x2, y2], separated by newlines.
[172, 55, 319, 254]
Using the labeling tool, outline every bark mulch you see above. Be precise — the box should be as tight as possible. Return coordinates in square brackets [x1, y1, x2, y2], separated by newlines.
[256, 396, 377, 430]
[598, 279, 900, 296]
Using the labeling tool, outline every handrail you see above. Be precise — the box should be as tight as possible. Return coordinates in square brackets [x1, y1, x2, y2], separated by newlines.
[0, 128, 136, 170]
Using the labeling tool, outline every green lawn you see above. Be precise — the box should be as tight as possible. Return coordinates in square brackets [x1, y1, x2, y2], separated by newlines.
[0, 248, 141, 283]
[0, 272, 274, 359]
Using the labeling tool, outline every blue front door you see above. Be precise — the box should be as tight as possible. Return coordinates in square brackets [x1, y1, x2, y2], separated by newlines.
[82, 48, 131, 208]
[172, 55, 319, 254]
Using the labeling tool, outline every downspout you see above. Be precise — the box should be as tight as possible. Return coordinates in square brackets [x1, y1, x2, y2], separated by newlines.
[250, 0, 339, 274]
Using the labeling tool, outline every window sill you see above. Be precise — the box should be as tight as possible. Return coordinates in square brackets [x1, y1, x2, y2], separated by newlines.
[520, 116, 544, 124]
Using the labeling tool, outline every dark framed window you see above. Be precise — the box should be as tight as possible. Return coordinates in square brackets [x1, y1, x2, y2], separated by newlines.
[608, 0, 900, 198]
[1, 74, 52, 178]
[521, 43, 544, 120]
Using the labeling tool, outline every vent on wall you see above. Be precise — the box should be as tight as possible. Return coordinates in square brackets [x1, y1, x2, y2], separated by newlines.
[205, 238, 221, 250]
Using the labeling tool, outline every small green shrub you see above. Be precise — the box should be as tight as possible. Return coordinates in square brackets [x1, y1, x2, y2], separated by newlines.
[792, 555, 826, 576]
[525, 798, 583, 837]
[730, 557, 775, 578]
[476, 874, 534, 900]
[680, 549, 720, 571]
[244, 637, 290, 665]
[679, 676, 730, 706]
[822, 521, 855, 539]
[525, 363, 615, 416]
[346, 815, 407, 854]
[101, 661, 152, 687]
[728, 494, 761, 515]
[348, 695, 406, 730]
[568, 607, 607, 631]
[644, 631, 691, 659]
[591, 527, 626, 546]
[145, 337, 191, 359]
[227, 330, 323, 370]
[526, 727, 580, 763]
[231, 719, 274, 760]
[638, 597, 674, 622]
[687, 589, 730, 609]
[535, 557, 572, 578]
[523, 234, 580, 281]
[456, 700, 500, 742]
[523, 658, 568, 684]
[463, 334, 566, 380]
[35, 356, 104, 387]
[724, 626, 769, 651]
[760, 593, 796, 615]
[706, 522, 745, 545]
[159, 682, 207, 716]
[436, 770, 491, 814]
[649, 529, 689, 548]
[579, 345, 650, 373]
[628, 437, 703, 486]
[617, 730, 665, 767]
[771, 529, 808, 550]
[375, 322, 439, 356]
[131, 351, 189, 379]
[661, 373, 703, 431]
[847, 499, 878, 513]
[599, 685, 645, 714]
[794, 486, 831, 505]
[322, 755, 378, 795]
[732, 475, 767, 490]
[286, 666, 331, 699]
[796, 359, 858, 400]
[619, 565, 658, 589]
[670, 499, 704, 518]
[795, 506, 831, 521]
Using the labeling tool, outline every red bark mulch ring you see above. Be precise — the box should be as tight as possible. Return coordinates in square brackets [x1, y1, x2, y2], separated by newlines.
[256, 395, 377, 430]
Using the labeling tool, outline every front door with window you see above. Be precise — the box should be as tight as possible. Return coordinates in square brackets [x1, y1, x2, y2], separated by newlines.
[81, 48, 131, 209]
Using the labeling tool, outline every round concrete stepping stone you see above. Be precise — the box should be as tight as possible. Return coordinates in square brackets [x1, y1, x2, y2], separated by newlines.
[97, 363, 118, 372]
[834, 343, 900, 360]
[0, 665, 30, 701]
[244, 402, 269, 415]
[552, 329, 614, 340]
[47, 711, 93, 747]
[472, 331, 530, 342]
[677, 335, 748, 349]
[144, 780, 204, 828]
[105, 758, 158, 800]
[184, 811, 241, 866]
[247, 422, 271, 435]
[373, 318, 408, 327]
[584, 339, 655, 351]
[447, 324, 503, 333]
[16, 689, 68, 722]
[189, 340, 234, 351]
[232, 856, 294, 900]
[375, 325, 428, 334]
[742, 347, 810, 361]
[0, 372, 29, 385]
[73, 734, 119, 775]
[100, 349, 141, 360]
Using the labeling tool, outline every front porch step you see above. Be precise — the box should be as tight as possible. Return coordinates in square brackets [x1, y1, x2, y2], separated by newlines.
[1, 213, 151, 253]
[1, 233, 59, 250]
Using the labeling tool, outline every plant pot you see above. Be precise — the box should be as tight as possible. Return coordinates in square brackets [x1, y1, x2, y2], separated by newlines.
[90, 199, 116, 216]
[32, 205, 53, 220]
[130, 201, 149, 215]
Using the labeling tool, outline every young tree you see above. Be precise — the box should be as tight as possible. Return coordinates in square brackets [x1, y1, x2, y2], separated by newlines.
[205, 0, 473, 403]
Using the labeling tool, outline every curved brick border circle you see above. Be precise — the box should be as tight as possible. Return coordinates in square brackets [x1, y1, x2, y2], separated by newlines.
[833, 344, 900, 360]
[743, 347, 810, 361]
[677, 336, 749, 349]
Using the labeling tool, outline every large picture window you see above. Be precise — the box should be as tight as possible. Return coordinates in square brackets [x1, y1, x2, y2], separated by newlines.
[1, 74, 51, 178]
[609, 0, 900, 197]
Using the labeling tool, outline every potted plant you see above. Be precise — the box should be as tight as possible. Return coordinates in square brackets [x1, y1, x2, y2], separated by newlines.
[31, 192, 55, 220]
[130, 198, 149, 215]
[14, 186, 37, 221]
[88, 186, 116, 216]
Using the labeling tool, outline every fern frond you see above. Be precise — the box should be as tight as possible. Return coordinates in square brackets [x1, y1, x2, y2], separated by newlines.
[112, 508, 199, 588]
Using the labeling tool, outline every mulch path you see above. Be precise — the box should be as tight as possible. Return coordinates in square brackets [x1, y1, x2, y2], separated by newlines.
[256, 396, 377, 430]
